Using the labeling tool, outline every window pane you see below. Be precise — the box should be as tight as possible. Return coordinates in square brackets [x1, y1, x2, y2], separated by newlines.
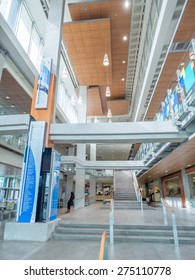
[7, 0, 20, 31]
[29, 27, 40, 68]
[16, 5, 32, 53]
[0, 0, 11, 20]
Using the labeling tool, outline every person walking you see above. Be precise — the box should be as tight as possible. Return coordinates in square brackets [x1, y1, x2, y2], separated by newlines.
[65, 191, 74, 213]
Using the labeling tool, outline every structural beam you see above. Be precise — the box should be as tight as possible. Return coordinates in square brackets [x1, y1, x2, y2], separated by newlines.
[61, 156, 148, 170]
[0, 114, 30, 135]
[50, 121, 189, 144]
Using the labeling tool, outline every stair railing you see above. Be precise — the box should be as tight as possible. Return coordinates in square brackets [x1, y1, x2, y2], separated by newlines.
[131, 171, 143, 211]
[161, 198, 179, 249]
[109, 199, 114, 244]
[139, 192, 143, 211]
[99, 231, 108, 260]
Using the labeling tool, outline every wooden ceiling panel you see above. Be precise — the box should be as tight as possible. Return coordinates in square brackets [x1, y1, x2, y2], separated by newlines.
[138, 136, 195, 185]
[87, 87, 103, 116]
[64, 0, 131, 117]
[0, 69, 31, 115]
[63, 19, 112, 86]
[107, 99, 129, 115]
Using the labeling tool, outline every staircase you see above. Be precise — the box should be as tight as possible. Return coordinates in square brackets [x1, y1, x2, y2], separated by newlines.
[109, 170, 147, 209]
[52, 222, 195, 244]
[114, 170, 137, 201]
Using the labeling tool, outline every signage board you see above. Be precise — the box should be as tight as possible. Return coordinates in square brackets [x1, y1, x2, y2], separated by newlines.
[48, 150, 61, 221]
[17, 121, 46, 223]
[35, 57, 52, 109]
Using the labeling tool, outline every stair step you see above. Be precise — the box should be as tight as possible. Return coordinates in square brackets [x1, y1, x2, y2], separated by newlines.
[55, 227, 195, 237]
[57, 223, 195, 231]
[52, 233, 195, 244]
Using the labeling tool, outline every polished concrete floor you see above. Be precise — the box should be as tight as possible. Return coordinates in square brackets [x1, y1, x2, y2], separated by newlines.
[1, 201, 195, 260]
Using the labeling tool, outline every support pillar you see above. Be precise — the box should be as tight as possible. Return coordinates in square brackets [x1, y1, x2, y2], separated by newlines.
[89, 176, 96, 204]
[75, 86, 87, 209]
[181, 169, 190, 208]
[66, 146, 75, 199]
[89, 144, 96, 204]
[4, 0, 65, 241]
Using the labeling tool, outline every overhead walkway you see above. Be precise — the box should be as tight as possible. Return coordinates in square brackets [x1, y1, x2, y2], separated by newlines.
[61, 156, 148, 170]
[50, 121, 189, 144]
[0, 114, 30, 135]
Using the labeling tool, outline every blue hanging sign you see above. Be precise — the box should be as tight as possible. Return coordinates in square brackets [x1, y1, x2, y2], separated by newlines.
[17, 121, 46, 223]
[48, 150, 61, 221]
[35, 57, 52, 109]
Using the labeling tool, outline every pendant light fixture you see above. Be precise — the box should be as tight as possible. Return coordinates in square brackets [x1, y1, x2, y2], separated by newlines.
[103, 53, 109, 66]
[107, 108, 112, 118]
[105, 86, 111, 97]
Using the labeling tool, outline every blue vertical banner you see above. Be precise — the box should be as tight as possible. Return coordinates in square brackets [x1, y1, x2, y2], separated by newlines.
[48, 150, 61, 221]
[17, 121, 46, 223]
[35, 57, 52, 109]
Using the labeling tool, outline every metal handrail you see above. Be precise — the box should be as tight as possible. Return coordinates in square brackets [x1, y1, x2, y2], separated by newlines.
[109, 198, 114, 244]
[161, 198, 179, 249]
[99, 231, 108, 260]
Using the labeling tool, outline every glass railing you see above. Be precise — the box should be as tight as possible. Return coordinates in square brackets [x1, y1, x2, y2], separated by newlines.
[0, 134, 27, 153]
[135, 59, 195, 163]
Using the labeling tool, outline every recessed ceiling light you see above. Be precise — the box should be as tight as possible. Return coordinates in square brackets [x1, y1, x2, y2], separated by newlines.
[23, 111, 26, 114]
[124, 0, 130, 8]
[180, 62, 184, 66]
[123, 35, 128, 41]
[6, 96, 10, 99]
[82, 6, 88, 11]
[121, 78, 125, 81]
[11, 104, 15, 108]
[122, 60, 126, 64]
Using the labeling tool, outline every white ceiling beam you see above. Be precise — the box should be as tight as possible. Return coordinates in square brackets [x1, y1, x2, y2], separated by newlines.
[50, 121, 189, 144]
[61, 156, 148, 170]
[0, 114, 30, 135]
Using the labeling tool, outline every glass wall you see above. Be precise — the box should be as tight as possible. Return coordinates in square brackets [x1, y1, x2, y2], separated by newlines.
[0, 0, 44, 70]
[135, 58, 195, 162]
[57, 55, 79, 123]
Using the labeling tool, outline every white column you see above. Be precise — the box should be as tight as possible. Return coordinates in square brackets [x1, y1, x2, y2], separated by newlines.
[74, 86, 87, 209]
[43, 0, 65, 123]
[89, 144, 96, 204]
[66, 147, 75, 205]
[181, 169, 191, 208]
[89, 176, 96, 204]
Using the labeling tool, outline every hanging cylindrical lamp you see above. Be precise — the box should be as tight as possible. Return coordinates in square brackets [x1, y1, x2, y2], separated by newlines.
[103, 53, 109, 66]
[107, 108, 112, 118]
[105, 86, 111, 97]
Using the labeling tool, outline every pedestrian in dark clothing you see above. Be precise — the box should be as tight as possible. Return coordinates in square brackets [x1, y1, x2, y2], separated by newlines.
[65, 191, 74, 213]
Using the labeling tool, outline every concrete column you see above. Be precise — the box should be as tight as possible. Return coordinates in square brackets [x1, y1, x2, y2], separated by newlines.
[75, 86, 87, 209]
[181, 169, 191, 208]
[66, 147, 75, 206]
[89, 176, 96, 204]
[43, 0, 64, 75]
[43, 0, 65, 123]
[89, 144, 96, 204]
[0, 49, 7, 81]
